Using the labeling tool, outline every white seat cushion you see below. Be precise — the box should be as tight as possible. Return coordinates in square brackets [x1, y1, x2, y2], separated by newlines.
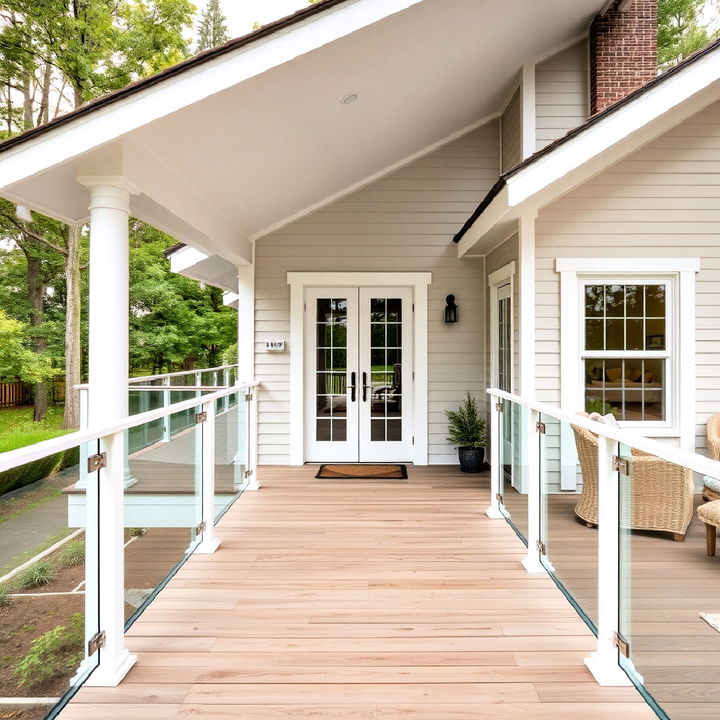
[704, 476, 720, 493]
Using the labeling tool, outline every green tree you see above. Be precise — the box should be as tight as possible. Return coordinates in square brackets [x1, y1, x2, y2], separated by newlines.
[196, 0, 229, 53]
[0, 309, 57, 385]
[129, 222, 236, 373]
[0, 0, 195, 425]
[658, 0, 718, 68]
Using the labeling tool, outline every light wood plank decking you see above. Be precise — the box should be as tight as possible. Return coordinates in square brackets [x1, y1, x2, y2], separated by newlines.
[61, 466, 653, 719]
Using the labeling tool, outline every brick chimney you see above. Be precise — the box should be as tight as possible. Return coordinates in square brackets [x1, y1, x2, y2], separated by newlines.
[590, 0, 658, 115]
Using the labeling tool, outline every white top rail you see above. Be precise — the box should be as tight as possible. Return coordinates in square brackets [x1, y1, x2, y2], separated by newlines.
[488, 388, 720, 480]
[0, 381, 259, 473]
[128, 364, 238, 384]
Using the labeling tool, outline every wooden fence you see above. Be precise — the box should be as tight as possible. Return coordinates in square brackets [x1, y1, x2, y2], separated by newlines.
[0, 379, 66, 408]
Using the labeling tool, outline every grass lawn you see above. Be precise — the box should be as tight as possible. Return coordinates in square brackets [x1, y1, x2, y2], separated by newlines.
[0, 406, 72, 453]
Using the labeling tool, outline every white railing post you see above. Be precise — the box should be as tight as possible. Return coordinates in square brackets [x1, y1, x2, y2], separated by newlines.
[195, 371, 202, 399]
[196, 400, 221, 554]
[246, 389, 260, 490]
[161, 378, 171, 442]
[585, 435, 631, 686]
[522, 408, 545, 573]
[222, 368, 230, 413]
[486, 395, 503, 518]
[85, 430, 136, 686]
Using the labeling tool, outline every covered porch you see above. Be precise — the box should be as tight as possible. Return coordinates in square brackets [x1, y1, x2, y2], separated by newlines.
[59, 465, 651, 719]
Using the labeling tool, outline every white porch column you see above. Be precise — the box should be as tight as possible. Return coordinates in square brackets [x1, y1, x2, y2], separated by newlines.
[486, 395, 503, 519]
[79, 176, 138, 687]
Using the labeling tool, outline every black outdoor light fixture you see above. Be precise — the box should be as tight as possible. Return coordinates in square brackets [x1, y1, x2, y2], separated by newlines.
[444, 294, 458, 324]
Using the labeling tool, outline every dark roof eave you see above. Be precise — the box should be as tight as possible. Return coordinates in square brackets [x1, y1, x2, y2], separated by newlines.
[162, 242, 186, 258]
[453, 35, 720, 245]
[0, 0, 350, 157]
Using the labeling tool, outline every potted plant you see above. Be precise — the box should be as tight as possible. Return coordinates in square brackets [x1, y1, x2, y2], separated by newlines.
[446, 392, 487, 473]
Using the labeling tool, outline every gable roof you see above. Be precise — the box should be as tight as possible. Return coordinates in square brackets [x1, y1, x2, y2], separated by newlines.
[455, 36, 720, 253]
[0, 0, 349, 157]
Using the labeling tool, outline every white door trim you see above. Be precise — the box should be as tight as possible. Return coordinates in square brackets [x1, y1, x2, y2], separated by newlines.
[288, 271, 431, 466]
[488, 261, 516, 392]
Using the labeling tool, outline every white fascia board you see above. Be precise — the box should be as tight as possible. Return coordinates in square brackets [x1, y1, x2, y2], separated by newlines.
[0, 0, 423, 191]
[169, 245, 209, 274]
[507, 49, 720, 207]
[460, 46, 720, 257]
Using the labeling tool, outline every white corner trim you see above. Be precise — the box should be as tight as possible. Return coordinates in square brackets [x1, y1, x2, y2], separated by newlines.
[556, 258, 701, 273]
[286, 271, 431, 466]
[518, 214, 536, 397]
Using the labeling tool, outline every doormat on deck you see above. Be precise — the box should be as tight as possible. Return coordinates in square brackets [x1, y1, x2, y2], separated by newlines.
[315, 464, 408, 480]
[700, 613, 720, 633]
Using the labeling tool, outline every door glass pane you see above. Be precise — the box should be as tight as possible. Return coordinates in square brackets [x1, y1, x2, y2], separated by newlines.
[369, 297, 403, 442]
[316, 298, 348, 442]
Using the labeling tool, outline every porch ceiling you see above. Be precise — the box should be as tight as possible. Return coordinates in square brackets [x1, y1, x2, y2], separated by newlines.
[1, 0, 603, 265]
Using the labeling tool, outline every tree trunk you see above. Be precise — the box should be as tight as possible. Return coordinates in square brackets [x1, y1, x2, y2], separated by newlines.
[27, 254, 48, 422]
[63, 225, 82, 429]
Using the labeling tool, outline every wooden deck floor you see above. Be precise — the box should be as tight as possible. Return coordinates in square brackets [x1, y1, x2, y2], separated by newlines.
[60, 465, 654, 719]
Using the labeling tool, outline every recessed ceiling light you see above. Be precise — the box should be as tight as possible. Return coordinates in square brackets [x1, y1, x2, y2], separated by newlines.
[341, 92, 359, 106]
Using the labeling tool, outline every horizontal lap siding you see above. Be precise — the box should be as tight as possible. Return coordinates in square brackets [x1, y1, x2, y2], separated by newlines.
[501, 88, 521, 173]
[255, 122, 500, 464]
[535, 40, 588, 152]
[535, 100, 720, 452]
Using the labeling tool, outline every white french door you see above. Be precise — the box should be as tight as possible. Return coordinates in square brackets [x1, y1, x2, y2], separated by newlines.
[305, 287, 413, 462]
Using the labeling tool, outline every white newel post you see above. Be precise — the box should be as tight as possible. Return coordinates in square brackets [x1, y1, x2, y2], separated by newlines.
[247, 390, 260, 490]
[486, 395, 503, 519]
[196, 400, 221, 554]
[162, 377, 171, 442]
[522, 408, 545, 574]
[79, 176, 138, 686]
[585, 435, 631, 686]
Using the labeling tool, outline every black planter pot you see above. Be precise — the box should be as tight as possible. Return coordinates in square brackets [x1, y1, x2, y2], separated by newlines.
[458, 447, 484, 473]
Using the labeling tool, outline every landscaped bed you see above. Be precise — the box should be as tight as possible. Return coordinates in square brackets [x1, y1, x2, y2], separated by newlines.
[0, 525, 191, 714]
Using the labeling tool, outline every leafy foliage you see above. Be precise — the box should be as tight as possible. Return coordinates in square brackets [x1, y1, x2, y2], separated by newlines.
[658, 0, 719, 68]
[13, 561, 56, 591]
[585, 396, 621, 419]
[56, 540, 85, 569]
[0, 310, 57, 384]
[15, 612, 84, 688]
[196, 0, 229, 52]
[446, 393, 487, 449]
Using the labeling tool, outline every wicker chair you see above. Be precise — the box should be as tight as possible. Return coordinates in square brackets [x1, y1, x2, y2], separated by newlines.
[703, 414, 720, 501]
[571, 421, 694, 541]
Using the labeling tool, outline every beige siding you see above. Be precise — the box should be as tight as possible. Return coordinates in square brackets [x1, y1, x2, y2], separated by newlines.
[535, 99, 720, 452]
[501, 88, 522, 172]
[485, 234, 520, 394]
[255, 121, 500, 464]
[535, 40, 588, 152]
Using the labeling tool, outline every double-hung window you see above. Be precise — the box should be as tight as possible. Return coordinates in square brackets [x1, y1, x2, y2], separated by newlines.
[581, 279, 672, 427]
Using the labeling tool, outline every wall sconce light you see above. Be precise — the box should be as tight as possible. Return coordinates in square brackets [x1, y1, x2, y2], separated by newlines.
[444, 294, 458, 324]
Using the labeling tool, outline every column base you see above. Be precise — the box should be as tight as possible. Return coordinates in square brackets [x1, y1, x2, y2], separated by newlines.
[123, 472, 137, 489]
[584, 652, 633, 687]
[195, 537, 221, 554]
[84, 649, 136, 687]
[485, 506, 503, 519]
[521, 555, 547, 574]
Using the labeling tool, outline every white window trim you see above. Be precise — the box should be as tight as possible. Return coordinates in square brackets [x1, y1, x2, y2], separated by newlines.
[557, 258, 699, 453]
[489, 261, 516, 392]
[287, 271, 431, 467]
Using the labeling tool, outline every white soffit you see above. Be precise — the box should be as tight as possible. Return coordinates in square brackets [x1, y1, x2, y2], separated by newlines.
[1, 0, 603, 263]
[457, 42, 720, 257]
[169, 246, 239, 292]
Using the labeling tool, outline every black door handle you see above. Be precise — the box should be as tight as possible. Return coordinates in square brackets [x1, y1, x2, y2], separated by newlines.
[349, 372, 356, 402]
[362, 371, 369, 402]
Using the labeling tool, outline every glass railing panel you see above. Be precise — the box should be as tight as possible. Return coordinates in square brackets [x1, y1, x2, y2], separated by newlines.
[128, 390, 165, 453]
[215, 390, 247, 522]
[124, 411, 203, 630]
[0, 439, 101, 718]
[498, 399, 528, 544]
[617, 443, 713, 720]
[539, 413, 598, 632]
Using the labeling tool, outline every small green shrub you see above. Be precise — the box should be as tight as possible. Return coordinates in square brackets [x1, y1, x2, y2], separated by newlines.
[14, 561, 56, 590]
[56, 540, 85, 568]
[15, 613, 84, 688]
[0, 453, 63, 496]
[58, 446, 80, 471]
[0, 584, 11, 607]
[446, 393, 487, 449]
